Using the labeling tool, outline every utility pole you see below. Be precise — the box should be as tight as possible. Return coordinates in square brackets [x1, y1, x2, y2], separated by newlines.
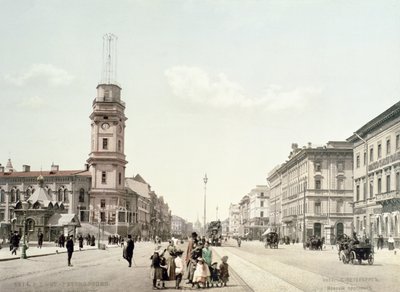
[203, 174, 208, 236]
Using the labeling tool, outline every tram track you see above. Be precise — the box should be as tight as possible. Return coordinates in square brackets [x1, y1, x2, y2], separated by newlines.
[214, 244, 380, 292]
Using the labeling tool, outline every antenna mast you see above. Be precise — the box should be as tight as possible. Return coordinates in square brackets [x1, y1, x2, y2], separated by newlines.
[101, 33, 118, 84]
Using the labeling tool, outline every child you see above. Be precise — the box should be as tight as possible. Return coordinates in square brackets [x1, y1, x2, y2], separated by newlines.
[150, 248, 166, 290]
[174, 250, 185, 289]
[219, 256, 229, 287]
[209, 262, 220, 287]
[193, 257, 208, 289]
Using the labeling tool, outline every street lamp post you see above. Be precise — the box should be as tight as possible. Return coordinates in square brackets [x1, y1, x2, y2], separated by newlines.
[21, 201, 29, 259]
[203, 174, 208, 237]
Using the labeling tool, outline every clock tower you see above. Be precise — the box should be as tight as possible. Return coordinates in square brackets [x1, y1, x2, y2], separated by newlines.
[87, 34, 128, 231]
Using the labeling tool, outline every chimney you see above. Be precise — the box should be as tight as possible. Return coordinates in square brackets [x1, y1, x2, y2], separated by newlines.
[50, 163, 59, 173]
[22, 165, 31, 172]
[308, 142, 312, 148]
[0, 164, 4, 173]
[85, 163, 89, 171]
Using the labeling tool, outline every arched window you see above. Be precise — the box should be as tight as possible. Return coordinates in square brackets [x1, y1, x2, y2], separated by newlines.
[58, 189, 63, 201]
[47, 188, 52, 196]
[64, 189, 68, 203]
[16, 189, 20, 201]
[26, 188, 31, 196]
[26, 218, 35, 232]
[336, 223, 344, 237]
[10, 189, 15, 202]
[79, 188, 85, 203]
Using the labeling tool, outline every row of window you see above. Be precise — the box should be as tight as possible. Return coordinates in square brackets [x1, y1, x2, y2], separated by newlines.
[356, 134, 400, 168]
[101, 171, 123, 185]
[355, 172, 400, 201]
[0, 188, 87, 203]
[283, 200, 345, 217]
[102, 138, 122, 152]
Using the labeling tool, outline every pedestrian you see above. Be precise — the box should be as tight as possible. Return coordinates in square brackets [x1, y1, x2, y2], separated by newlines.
[86, 233, 91, 246]
[185, 232, 198, 284]
[388, 234, 395, 250]
[165, 240, 177, 281]
[66, 235, 74, 266]
[209, 262, 220, 287]
[219, 256, 229, 287]
[202, 241, 212, 287]
[150, 248, 165, 290]
[37, 232, 43, 249]
[174, 250, 185, 289]
[193, 257, 208, 288]
[378, 235, 384, 250]
[124, 235, 135, 267]
[10, 231, 20, 255]
[59, 234, 65, 248]
[78, 234, 84, 251]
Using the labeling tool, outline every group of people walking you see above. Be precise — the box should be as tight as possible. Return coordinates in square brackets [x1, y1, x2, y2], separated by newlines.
[149, 232, 229, 290]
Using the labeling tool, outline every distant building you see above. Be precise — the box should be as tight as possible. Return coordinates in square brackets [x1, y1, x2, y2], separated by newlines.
[171, 215, 187, 239]
[267, 142, 354, 244]
[221, 218, 229, 237]
[248, 185, 269, 239]
[347, 101, 400, 246]
[228, 203, 240, 237]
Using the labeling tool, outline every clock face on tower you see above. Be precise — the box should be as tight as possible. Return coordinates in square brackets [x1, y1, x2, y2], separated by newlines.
[101, 122, 110, 130]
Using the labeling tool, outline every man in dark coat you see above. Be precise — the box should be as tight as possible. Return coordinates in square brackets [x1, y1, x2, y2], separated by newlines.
[37, 232, 43, 249]
[124, 234, 135, 267]
[66, 235, 74, 266]
[11, 231, 20, 255]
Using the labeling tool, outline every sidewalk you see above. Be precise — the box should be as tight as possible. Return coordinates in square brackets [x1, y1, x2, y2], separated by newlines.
[0, 241, 119, 261]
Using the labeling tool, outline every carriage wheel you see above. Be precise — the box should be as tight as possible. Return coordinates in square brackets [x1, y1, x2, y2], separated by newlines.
[368, 254, 374, 265]
[350, 251, 356, 265]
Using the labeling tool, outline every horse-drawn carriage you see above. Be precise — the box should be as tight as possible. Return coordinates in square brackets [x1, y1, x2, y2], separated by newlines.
[264, 232, 279, 249]
[337, 235, 374, 265]
[305, 236, 324, 250]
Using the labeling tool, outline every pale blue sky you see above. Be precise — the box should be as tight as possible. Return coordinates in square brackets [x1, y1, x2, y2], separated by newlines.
[1, 0, 399, 223]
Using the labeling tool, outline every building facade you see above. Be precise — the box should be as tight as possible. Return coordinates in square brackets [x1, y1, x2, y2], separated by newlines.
[268, 165, 282, 234]
[87, 83, 128, 234]
[247, 185, 269, 239]
[267, 142, 354, 244]
[171, 215, 188, 239]
[347, 101, 400, 246]
[0, 162, 90, 240]
[228, 203, 240, 238]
